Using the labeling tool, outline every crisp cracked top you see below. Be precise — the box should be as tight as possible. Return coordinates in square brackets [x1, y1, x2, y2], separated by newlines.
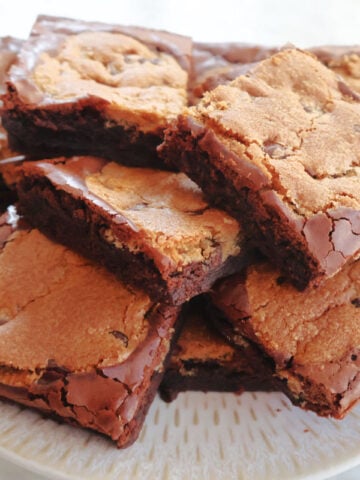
[0, 225, 153, 378]
[29, 31, 188, 132]
[212, 260, 360, 397]
[191, 48, 360, 218]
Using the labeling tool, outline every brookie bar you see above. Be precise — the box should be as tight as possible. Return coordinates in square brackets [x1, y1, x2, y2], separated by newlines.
[160, 48, 360, 289]
[2, 15, 192, 168]
[210, 260, 360, 418]
[0, 208, 180, 448]
[16, 156, 246, 305]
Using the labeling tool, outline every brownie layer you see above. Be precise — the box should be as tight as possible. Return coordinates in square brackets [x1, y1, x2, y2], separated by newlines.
[160, 48, 360, 289]
[3, 96, 164, 168]
[16, 156, 246, 305]
[2, 15, 192, 167]
[0, 176, 16, 213]
[0, 209, 180, 447]
[159, 297, 277, 401]
[210, 260, 360, 418]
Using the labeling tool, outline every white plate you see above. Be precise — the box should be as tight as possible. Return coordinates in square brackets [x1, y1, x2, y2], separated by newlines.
[1, 391, 360, 480]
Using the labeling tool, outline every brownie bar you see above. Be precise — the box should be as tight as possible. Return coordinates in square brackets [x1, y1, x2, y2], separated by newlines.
[209, 260, 360, 418]
[159, 297, 277, 401]
[2, 15, 192, 168]
[160, 48, 360, 289]
[0, 208, 180, 448]
[16, 156, 247, 305]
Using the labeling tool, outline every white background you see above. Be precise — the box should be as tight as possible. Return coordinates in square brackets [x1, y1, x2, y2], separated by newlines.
[0, 0, 360, 478]
[0, 0, 360, 46]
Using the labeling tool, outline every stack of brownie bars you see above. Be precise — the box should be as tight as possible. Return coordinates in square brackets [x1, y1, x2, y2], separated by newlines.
[0, 15, 359, 448]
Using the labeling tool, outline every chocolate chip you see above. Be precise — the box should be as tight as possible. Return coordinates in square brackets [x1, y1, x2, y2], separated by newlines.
[108, 63, 120, 75]
[263, 140, 287, 159]
[351, 354, 358, 361]
[276, 276, 286, 285]
[110, 330, 129, 347]
[351, 298, 360, 308]
[303, 105, 313, 113]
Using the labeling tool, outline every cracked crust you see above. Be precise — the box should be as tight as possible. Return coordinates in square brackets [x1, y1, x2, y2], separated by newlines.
[160, 48, 360, 289]
[210, 259, 360, 418]
[0, 210, 180, 447]
[1, 16, 192, 167]
[159, 297, 278, 401]
[16, 156, 247, 305]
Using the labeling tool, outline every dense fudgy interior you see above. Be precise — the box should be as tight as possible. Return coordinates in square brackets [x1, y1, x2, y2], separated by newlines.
[3, 93, 164, 168]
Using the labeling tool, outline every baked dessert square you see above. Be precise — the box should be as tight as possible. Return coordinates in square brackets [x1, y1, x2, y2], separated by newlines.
[209, 259, 360, 418]
[16, 156, 246, 305]
[0, 208, 180, 448]
[160, 48, 360, 289]
[159, 297, 278, 402]
[2, 15, 192, 168]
